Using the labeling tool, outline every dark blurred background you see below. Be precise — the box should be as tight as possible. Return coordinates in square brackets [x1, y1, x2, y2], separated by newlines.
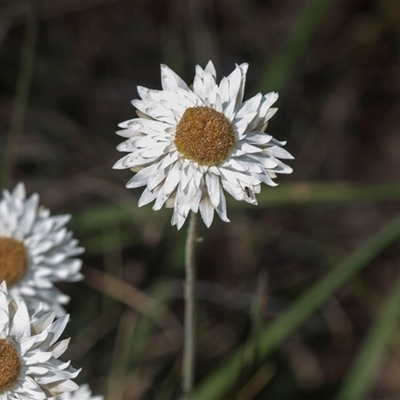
[1, 1, 400, 399]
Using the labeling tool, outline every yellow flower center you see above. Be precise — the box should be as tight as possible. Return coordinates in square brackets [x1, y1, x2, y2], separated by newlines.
[174, 106, 236, 166]
[0, 339, 20, 393]
[0, 237, 28, 286]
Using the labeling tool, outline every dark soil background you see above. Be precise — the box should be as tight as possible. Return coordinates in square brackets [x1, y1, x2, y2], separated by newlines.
[1, 1, 400, 399]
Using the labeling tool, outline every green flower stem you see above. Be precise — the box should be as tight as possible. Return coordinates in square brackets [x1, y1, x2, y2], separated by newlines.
[182, 211, 198, 400]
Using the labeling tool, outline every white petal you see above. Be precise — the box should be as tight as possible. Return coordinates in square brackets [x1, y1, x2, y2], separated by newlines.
[9, 301, 30, 338]
[234, 92, 262, 123]
[45, 379, 80, 396]
[160, 64, 189, 91]
[204, 60, 217, 79]
[138, 187, 159, 207]
[236, 63, 249, 107]
[147, 166, 169, 191]
[13, 182, 26, 200]
[47, 315, 69, 346]
[50, 338, 70, 358]
[215, 187, 230, 222]
[126, 164, 157, 188]
[220, 64, 245, 119]
[257, 172, 278, 186]
[199, 197, 214, 228]
[266, 145, 295, 160]
[244, 132, 273, 145]
[162, 162, 182, 196]
[249, 92, 279, 131]
[205, 173, 220, 208]
[131, 99, 177, 125]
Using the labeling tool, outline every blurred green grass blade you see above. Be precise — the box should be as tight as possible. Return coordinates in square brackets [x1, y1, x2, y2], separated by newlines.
[236, 181, 400, 209]
[194, 213, 400, 400]
[2, 5, 38, 187]
[80, 225, 139, 255]
[336, 274, 400, 400]
[258, 2, 332, 93]
[69, 200, 148, 231]
[106, 310, 137, 400]
[70, 182, 400, 233]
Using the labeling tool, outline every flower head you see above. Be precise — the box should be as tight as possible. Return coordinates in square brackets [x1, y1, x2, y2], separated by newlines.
[0, 282, 80, 399]
[53, 384, 103, 400]
[114, 61, 293, 229]
[0, 183, 84, 315]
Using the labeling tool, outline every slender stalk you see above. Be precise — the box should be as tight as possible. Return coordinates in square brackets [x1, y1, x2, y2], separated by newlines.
[181, 211, 198, 400]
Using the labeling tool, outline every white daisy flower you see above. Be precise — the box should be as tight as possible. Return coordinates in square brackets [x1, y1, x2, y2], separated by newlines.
[53, 384, 103, 400]
[0, 281, 80, 399]
[0, 183, 84, 315]
[114, 61, 293, 229]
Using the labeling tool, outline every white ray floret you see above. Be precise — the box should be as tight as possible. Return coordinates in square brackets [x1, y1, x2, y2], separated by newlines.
[0, 282, 80, 399]
[0, 183, 84, 315]
[53, 384, 103, 400]
[114, 61, 294, 229]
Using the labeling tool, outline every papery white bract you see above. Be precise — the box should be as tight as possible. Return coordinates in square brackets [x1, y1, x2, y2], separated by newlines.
[0, 183, 84, 315]
[0, 282, 80, 399]
[114, 61, 293, 229]
[53, 384, 103, 400]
